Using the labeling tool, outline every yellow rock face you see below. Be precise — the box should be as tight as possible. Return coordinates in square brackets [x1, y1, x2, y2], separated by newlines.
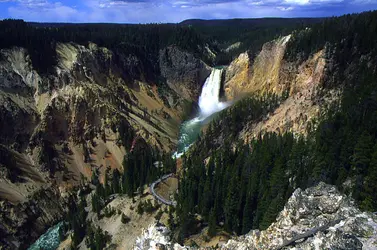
[224, 35, 340, 140]
[224, 35, 292, 100]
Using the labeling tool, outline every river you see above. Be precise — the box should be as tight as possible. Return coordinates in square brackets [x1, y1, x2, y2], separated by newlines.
[174, 68, 229, 158]
[28, 222, 63, 250]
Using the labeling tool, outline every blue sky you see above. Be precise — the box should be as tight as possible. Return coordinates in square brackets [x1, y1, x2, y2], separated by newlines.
[0, 0, 376, 23]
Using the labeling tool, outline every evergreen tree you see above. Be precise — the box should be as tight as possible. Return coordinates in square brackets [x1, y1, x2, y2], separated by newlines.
[361, 143, 377, 211]
[168, 207, 175, 230]
[351, 131, 373, 175]
[112, 169, 121, 194]
[208, 208, 217, 237]
[104, 167, 111, 197]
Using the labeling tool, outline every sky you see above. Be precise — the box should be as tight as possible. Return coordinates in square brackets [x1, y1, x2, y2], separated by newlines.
[0, 0, 376, 23]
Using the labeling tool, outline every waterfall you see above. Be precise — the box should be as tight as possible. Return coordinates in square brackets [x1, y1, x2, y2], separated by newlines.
[174, 68, 229, 158]
[198, 69, 227, 118]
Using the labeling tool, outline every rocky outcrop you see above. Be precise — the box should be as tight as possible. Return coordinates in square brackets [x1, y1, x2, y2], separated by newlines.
[223, 182, 377, 250]
[159, 46, 211, 101]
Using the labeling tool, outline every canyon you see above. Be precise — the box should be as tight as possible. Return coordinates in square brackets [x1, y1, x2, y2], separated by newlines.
[1, 12, 377, 249]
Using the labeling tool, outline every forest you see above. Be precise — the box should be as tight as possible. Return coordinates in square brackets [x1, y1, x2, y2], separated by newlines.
[181, 18, 323, 64]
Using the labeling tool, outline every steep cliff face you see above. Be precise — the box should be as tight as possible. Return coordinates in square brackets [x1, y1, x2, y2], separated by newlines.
[0, 43, 208, 248]
[159, 46, 211, 101]
[0, 48, 40, 150]
[240, 50, 340, 140]
[224, 35, 291, 99]
[224, 35, 339, 139]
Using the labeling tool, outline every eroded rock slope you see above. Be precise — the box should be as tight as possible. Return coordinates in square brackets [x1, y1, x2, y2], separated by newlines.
[0, 42, 209, 248]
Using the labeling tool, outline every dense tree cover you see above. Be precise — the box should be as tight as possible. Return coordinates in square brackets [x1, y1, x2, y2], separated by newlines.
[121, 141, 176, 196]
[177, 80, 377, 238]
[285, 11, 377, 66]
[181, 18, 323, 64]
[176, 10, 377, 240]
[117, 120, 135, 152]
[121, 141, 154, 197]
[198, 93, 285, 153]
[177, 122, 298, 239]
[0, 19, 210, 76]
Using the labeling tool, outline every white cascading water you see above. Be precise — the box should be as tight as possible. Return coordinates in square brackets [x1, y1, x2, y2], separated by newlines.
[198, 68, 228, 119]
[174, 68, 229, 158]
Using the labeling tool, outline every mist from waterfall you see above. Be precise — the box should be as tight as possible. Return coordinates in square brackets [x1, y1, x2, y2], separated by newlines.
[174, 68, 229, 158]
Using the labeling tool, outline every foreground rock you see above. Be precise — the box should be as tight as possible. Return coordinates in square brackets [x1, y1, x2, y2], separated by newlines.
[135, 224, 187, 250]
[223, 182, 377, 250]
[138, 183, 377, 249]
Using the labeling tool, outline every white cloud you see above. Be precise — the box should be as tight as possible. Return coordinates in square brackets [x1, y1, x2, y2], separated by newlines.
[284, 0, 309, 5]
[277, 5, 294, 10]
[8, 1, 80, 22]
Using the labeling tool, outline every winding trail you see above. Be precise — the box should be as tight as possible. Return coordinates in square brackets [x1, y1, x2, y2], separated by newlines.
[149, 174, 177, 206]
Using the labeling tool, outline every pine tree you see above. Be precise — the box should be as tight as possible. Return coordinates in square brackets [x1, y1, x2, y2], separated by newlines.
[122, 155, 134, 197]
[201, 174, 212, 218]
[351, 131, 373, 175]
[168, 207, 175, 230]
[104, 167, 111, 197]
[112, 169, 120, 194]
[208, 208, 217, 237]
[137, 201, 144, 215]
[224, 173, 240, 233]
[121, 213, 131, 224]
[241, 177, 257, 234]
[361, 143, 377, 211]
